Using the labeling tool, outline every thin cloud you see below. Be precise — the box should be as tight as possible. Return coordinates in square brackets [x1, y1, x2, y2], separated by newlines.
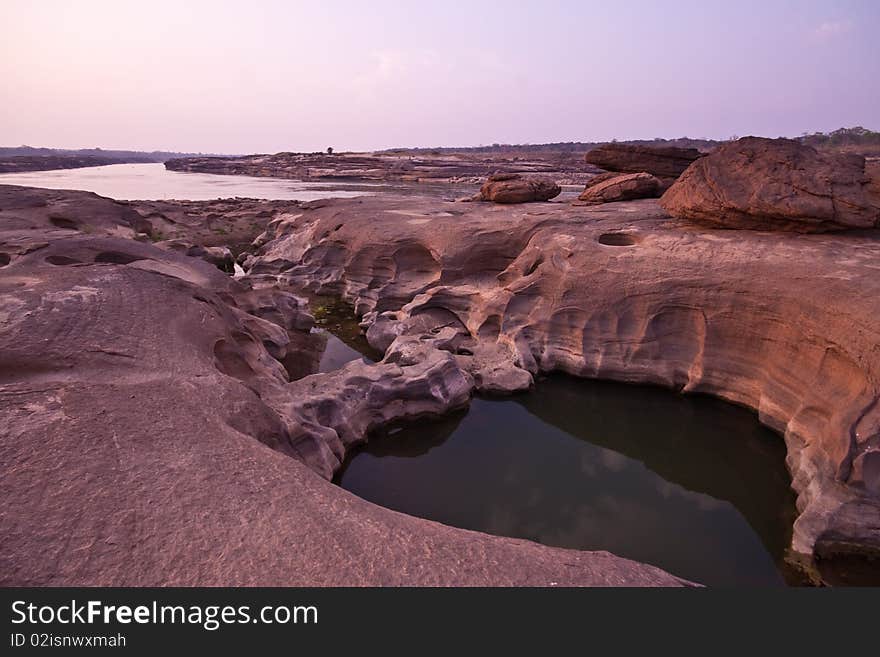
[812, 19, 854, 42]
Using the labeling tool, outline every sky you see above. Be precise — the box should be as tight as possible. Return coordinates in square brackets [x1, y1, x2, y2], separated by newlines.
[1, 0, 878, 153]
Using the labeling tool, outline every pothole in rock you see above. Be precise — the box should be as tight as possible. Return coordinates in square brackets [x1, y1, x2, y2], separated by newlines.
[336, 374, 802, 587]
[49, 215, 79, 230]
[0, 253, 10, 267]
[45, 255, 83, 266]
[598, 232, 639, 247]
[283, 294, 382, 380]
[94, 251, 145, 265]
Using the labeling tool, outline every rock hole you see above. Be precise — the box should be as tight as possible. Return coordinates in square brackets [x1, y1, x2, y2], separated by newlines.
[598, 232, 639, 247]
[524, 256, 544, 276]
[0, 253, 10, 267]
[455, 348, 474, 356]
[49, 215, 79, 230]
[213, 338, 255, 380]
[478, 315, 501, 340]
[45, 255, 82, 266]
[94, 251, 143, 265]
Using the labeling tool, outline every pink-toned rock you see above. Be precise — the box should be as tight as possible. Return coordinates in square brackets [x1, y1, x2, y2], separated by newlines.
[480, 173, 561, 203]
[660, 137, 880, 232]
[578, 172, 661, 204]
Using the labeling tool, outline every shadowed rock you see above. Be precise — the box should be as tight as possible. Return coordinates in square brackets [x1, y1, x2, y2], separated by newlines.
[586, 143, 703, 179]
[660, 137, 880, 232]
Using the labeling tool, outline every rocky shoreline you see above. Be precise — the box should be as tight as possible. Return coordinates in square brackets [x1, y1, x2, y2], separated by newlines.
[3, 138, 879, 586]
[0, 154, 152, 174]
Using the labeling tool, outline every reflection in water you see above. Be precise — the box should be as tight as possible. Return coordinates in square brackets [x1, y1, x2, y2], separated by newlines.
[0, 162, 479, 201]
[0, 162, 372, 201]
[336, 375, 799, 587]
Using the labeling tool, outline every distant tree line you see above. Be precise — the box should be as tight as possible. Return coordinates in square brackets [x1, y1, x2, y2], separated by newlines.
[378, 127, 879, 156]
[0, 146, 233, 162]
[797, 126, 880, 148]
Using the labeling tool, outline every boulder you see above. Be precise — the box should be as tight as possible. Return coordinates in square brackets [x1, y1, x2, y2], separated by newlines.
[660, 137, 880, 232]
[479, 173, 561, 203]
[578, 172, 662, 204]
[586, 143, 703, 179]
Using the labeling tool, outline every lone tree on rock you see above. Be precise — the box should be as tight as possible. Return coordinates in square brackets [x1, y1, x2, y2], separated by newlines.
[326, 147, 333, 155]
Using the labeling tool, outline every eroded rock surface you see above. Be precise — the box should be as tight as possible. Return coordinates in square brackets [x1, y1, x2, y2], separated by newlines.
[248, 194, 880, 580]
[661, 137, 880, 232]
[0, 184, 687, 586]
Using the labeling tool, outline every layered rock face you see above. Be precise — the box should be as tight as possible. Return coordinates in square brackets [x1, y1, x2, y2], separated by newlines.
[585, 143, 703, 179]
[166, 151, 600, 185]
[577, 172, 662, 204]
[0, 184, 687, 586]
[249, 194, 880, 579]
[661, 137, 880, 232]
[479, 173, 561, 203]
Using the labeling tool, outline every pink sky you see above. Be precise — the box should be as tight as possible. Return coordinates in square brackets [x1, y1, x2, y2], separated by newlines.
[1, 0, 878, 153]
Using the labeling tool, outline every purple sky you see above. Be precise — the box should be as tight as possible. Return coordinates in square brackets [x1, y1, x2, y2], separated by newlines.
[1, 0, 878, 153]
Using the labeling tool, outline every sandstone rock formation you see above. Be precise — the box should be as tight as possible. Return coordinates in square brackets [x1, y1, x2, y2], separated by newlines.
[6, 179, 880, 585]
[660, 137, 880, 232]
[0, 184, 687, 587]
[585, 143, 703, 179]
[479, 173, 561, 203]
[248, 194, 880, 582]
[577, 172, 662, 204]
